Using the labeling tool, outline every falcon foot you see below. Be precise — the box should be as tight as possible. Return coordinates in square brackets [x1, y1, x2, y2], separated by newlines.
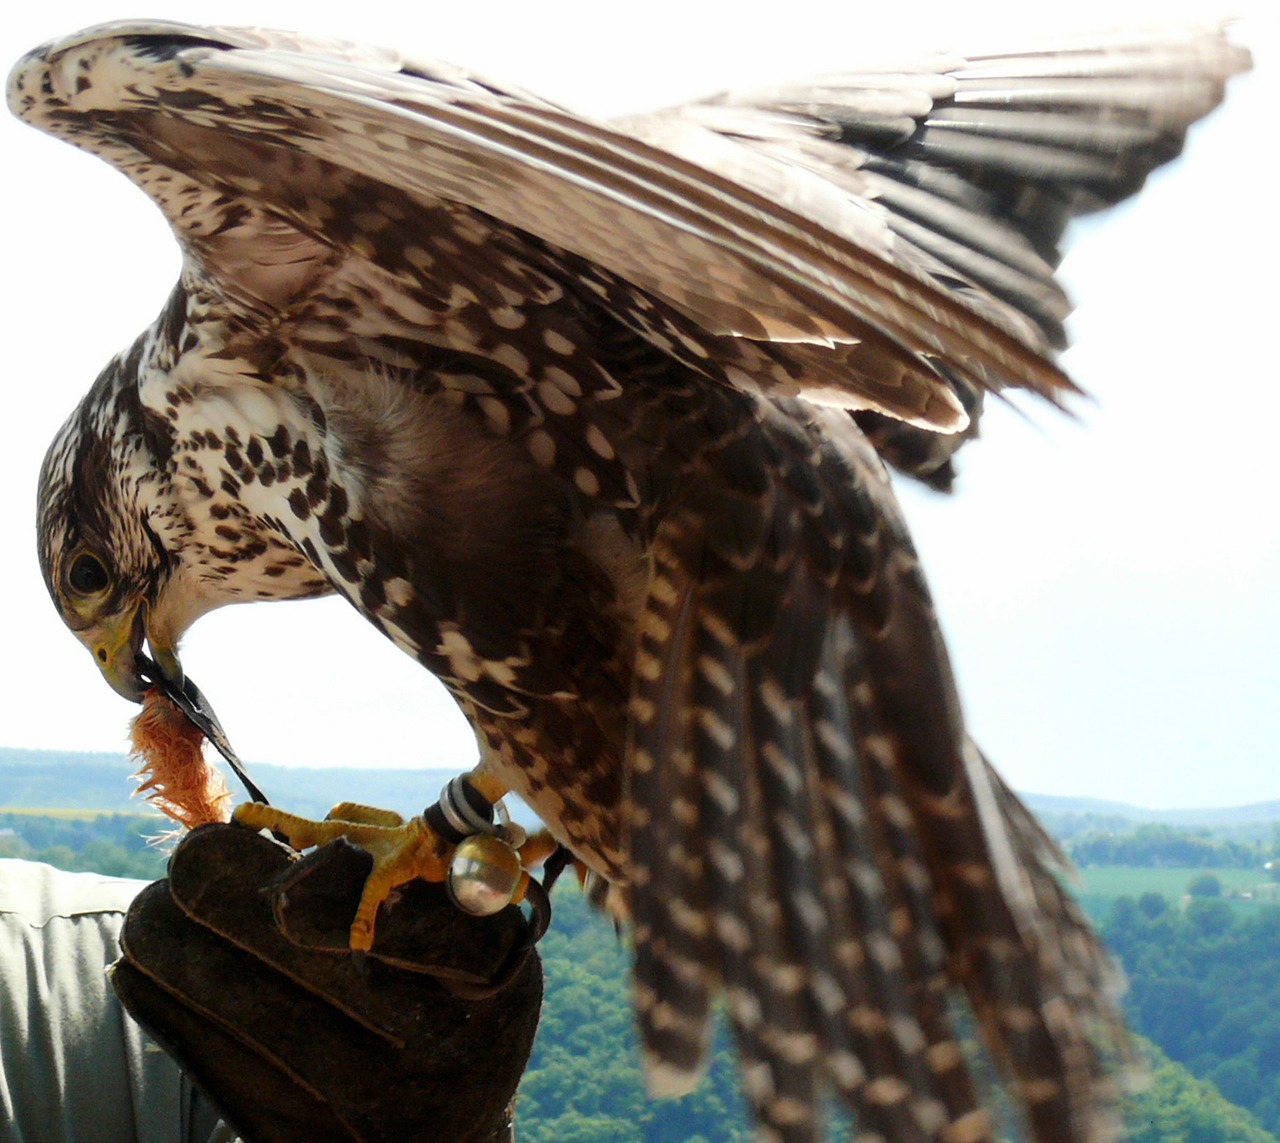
[232, 773, 546, 952]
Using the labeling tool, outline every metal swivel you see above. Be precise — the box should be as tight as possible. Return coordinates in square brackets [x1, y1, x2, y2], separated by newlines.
[446, 833, 524, 916]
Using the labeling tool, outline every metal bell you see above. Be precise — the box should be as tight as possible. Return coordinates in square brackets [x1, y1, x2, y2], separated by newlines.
[446, 833, 524, 916]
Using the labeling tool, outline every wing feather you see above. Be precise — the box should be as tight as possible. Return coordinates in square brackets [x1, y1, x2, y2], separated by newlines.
[629, 540, 716, 1090]
[624, 25, 1248, 353]
[9, 21, 1105, 431]
[8, 23, 1247, 433]
[627, 393, 1125, 1140]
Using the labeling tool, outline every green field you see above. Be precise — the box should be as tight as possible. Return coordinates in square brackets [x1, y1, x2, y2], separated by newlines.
[1072, 864, 1279, 924]
[0, 805, 159, 821]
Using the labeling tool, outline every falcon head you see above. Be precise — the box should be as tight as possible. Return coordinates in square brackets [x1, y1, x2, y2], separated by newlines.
[36, 351, 203, 702]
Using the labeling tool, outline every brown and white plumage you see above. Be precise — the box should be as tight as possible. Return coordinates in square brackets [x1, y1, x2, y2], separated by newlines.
[10, 22, 1247, 1142]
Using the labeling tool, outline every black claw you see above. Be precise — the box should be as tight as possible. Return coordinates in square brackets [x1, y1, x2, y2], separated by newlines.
[540, 845, 573, 894]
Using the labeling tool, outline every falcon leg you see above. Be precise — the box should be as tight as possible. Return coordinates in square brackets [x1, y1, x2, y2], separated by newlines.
[232, 770, 538, 951]
[516, 830, 561, 869]
[512, 830, 596, 887]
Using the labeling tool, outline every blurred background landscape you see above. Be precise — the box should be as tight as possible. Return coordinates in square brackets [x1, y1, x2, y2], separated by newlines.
[5, 746, 1280, 1141]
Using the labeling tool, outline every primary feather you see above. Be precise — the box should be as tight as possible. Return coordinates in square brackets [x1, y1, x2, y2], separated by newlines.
[10, 21, 1247, 1142]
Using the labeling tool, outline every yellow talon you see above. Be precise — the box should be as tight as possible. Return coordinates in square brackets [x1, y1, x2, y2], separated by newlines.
[326, 802, 407, 828]
[233, 801, 452, 950]
[350, 814, 453, 950]
[230, 770, 532, 950]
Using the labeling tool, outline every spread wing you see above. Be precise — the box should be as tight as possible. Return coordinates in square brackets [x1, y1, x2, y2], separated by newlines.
[9, 19, 1204, 436]
[9, 20, 1242, 447]
[616, 25, 1247, 486]
[626, 25, 1246, 353]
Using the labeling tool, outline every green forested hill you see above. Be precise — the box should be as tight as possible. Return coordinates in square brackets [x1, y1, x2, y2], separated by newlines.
[1104, 894, 1280, 1135]
[0, 808, 168, 878]
[523, 887, 1278, 1141]
[520, 885, 750, 1142]
[7, 747, 1280, 838]
[6, 749, 1280, 1140]
[0, 746, 463, 821]
[1128, 1037, 1278, 1143]
[2, 829, 1274, 1140]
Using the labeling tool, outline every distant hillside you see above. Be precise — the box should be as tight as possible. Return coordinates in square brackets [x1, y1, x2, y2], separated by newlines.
[1023, 792, 1280, 826]
[1023, 792, 1280, 842]
[3, 746, 1275, 838]
[0, 746, 473, 822]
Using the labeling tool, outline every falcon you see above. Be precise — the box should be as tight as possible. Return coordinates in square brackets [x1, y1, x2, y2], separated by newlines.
[10, 22, 1247, 1143]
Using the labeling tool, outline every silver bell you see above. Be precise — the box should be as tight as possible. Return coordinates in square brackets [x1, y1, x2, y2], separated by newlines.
[446, 833, 524, 916]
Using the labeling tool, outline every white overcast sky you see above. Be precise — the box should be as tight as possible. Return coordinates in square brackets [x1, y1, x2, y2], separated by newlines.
[1, 0, 1274, 810]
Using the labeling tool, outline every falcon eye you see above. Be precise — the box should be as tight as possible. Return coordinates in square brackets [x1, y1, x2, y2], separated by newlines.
[67, 552, 111, 597]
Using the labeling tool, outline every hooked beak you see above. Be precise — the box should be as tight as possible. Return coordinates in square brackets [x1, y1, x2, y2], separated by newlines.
[84, 601, 265, 803]
[91, 603, 184, 702]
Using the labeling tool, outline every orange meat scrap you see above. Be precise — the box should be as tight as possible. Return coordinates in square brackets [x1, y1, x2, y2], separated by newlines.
[129, 689, 233, 828]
